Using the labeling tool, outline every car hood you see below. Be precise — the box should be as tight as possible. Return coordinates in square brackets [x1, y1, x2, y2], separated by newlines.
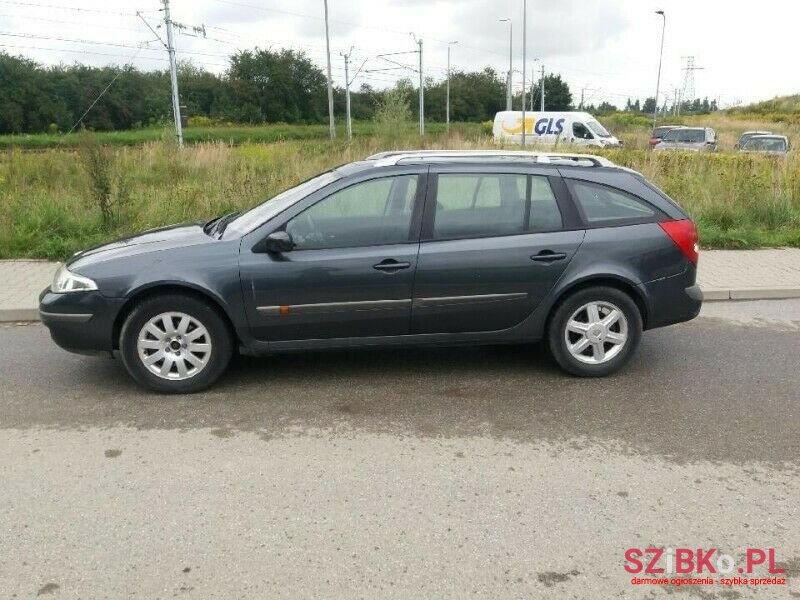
[69, 222, 212, 269]
[654, 143, 703, 152]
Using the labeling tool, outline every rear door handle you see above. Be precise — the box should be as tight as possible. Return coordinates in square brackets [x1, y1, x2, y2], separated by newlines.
[373, 259, 411, 272]
[530, 251, 567, 262]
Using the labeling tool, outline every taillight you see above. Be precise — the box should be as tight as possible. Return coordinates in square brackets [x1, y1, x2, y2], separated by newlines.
[659, 219, 699, 264]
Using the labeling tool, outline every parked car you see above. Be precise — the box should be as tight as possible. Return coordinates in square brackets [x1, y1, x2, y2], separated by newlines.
[738, 134, 790, 155]
[493, 111, 622, 147]
[40, 150, 702, 393]
[649, 125, 682, 148]
[653, 127, 717, 152]
[735, 130, 772, 150]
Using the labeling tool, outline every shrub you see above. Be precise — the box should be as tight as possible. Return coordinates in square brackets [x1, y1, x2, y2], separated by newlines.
[373, 88, 413, 141]
[77, 131, 125, 230]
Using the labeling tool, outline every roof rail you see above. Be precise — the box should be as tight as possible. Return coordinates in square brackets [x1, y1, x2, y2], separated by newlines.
[366, 149, 617, 168]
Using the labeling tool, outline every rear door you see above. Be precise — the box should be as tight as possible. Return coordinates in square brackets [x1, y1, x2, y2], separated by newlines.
[411, 166, 585, 334]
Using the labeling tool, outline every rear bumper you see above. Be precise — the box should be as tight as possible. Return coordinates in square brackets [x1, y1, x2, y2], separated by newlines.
[39, 287, 124, 355]
[639, 268, 703, 330]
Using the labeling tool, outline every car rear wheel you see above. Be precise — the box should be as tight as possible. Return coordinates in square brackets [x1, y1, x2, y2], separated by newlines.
[120, 294, 233, 393]
[548, 286, 642, 377]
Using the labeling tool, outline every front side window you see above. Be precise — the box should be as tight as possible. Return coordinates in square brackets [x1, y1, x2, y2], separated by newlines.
[570, 180, 656, 225]
[286, 175, 418, 249]
[223, 171, 339, 238]
[432, 173, 562, 239]
[573, 123, 593, 140]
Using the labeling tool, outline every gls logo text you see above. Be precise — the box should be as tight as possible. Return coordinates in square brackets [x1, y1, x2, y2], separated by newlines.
[534, 117, 565, 135]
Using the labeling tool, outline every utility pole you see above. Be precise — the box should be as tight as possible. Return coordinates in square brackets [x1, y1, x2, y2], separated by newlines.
[342, 50, 352, 140]
[341, 49, 366, 141]
[521, 0, 526, 146]
[579, 87, 585, 110]
[417, 37, 424, 136]
[499, 18, 512, 110]
[446, 41, 458, 131]
[323, 0, 335, 139]
[539, 64, 545, 111]
[162, 0, 183, 148]
[653, 10, 666, 130]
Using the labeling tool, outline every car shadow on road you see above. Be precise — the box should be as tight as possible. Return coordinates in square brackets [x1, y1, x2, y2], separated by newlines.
[3, 320, 799, 466]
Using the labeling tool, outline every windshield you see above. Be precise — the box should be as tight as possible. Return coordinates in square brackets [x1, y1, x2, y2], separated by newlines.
[740, 132, 770, 145]
[663, 128, 705, 143]
[654, 126, 677, 138]
[221, 171, 340, 239]
[586, 120, 612, 138]
[743, 137, 787, 152]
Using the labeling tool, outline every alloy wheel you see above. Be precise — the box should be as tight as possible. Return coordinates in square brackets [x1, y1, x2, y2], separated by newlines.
[563, 300, 628, 365]
[136, 312, 212, 380]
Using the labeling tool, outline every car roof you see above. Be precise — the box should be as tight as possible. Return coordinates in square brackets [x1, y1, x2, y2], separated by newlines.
[749, 134, 787, 140]
[334, 150, 639, 177]
[365, 150, 617, 167]
[741, 130, 772, 135]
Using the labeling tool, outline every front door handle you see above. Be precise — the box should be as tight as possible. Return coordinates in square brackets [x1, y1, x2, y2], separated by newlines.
[373, 259, 411, 272]
[530, 250, 567, 262]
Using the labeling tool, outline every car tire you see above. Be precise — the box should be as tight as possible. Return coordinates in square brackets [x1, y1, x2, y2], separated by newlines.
[119, 294, 233, 393]
[548, 286, 643, 377]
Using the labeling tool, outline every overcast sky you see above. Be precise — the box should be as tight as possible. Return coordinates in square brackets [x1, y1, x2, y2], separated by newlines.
[0, 0, 796, 108]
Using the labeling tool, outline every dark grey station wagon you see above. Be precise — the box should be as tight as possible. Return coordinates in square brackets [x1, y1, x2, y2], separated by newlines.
[40, 150, 702, 393]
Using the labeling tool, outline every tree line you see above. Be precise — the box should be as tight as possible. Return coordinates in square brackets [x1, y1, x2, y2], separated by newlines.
[0, 47, 716, 135]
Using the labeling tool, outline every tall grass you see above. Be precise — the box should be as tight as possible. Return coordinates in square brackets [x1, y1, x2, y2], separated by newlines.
[1, 131, 799, 259]
[603, 149, 800, 248]
[0, 121, 483, 151]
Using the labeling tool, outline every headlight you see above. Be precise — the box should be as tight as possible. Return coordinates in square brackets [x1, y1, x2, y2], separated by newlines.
[51, 265, 98, 293]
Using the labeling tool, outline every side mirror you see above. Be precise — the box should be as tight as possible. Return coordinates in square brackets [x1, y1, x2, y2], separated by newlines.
[257, 230, 294, 254]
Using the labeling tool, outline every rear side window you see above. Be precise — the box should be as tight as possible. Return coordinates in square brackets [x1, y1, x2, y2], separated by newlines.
[569, 180, 656, 225]
[529, 177, 563, 231]
[432, 174, 562, 239]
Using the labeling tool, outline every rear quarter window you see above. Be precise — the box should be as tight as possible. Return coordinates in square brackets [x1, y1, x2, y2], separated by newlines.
[568, 179, 657, 226]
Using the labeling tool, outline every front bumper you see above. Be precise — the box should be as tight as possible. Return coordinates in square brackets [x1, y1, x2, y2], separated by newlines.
[39, 287, 125, 355]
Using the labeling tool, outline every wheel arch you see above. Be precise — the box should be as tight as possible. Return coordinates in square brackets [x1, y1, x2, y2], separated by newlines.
[112, 283, 239, 350]
[544, 275, 649, 335]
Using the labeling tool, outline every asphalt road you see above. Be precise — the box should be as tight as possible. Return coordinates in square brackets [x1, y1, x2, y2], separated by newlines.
[1, 300, 799, 599]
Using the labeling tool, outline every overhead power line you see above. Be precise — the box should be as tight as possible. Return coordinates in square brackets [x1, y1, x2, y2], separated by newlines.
[0, 31, 231, 59]
[0, 0, 157, 16]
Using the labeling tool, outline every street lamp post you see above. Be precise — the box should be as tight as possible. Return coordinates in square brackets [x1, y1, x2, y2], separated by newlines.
[446, 41, 458, 131]
[499, 18, 512, 111]
[323, 0, 335, 139]
[653, 10, 666, 131]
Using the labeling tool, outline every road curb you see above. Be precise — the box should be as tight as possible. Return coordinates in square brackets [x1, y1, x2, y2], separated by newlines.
[3, 287, 800, 323]
[702, 287, 800, 302]
[0, 308, 40, 322]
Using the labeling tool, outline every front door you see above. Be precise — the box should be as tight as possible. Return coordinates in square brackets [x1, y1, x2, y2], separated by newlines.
[239, 173, 425, 342]
[411, 169, 584, 334]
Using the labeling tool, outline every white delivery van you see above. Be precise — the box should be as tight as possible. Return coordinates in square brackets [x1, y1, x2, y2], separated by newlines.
[492, 111, 622, 147]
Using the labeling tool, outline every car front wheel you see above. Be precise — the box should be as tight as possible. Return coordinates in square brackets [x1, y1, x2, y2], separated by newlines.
[120, 294, 233, 393]
[548, 286, 642, 377]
